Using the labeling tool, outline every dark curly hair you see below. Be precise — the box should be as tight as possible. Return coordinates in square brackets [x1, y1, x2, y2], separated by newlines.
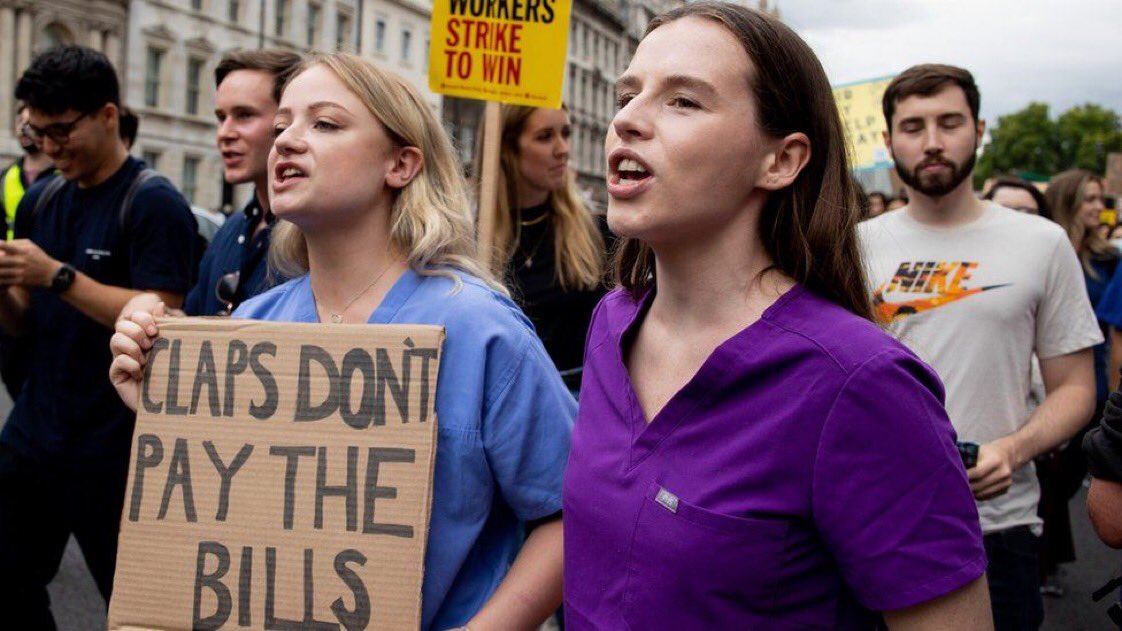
[15, 45, 119, 116]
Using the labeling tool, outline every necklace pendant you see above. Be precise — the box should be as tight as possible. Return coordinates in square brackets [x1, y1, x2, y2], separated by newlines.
[330, 313, 344, 324]
[524, 257, 533, 269]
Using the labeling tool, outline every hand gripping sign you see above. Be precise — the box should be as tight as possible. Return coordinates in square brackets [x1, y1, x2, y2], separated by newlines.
[108, 319, 444, 631]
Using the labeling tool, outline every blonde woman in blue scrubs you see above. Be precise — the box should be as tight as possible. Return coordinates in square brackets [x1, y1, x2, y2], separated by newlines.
[110, 53, 572, 631]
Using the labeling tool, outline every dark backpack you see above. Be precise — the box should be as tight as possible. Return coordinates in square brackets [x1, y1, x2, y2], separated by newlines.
[30, 168, 205, 282]
[32, 167, 163, 230]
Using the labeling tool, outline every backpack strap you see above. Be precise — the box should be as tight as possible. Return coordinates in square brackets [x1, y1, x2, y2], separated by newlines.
[31, 167, 170, 235]
[30, 175, 67, 221]
[118, 168, 167, 231]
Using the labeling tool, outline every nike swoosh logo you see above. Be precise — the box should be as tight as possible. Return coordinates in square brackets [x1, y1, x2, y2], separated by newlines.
[874, 284, 1010, 324]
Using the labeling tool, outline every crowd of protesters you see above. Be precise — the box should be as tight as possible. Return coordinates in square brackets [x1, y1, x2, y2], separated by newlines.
[1, 2, 1121, 629]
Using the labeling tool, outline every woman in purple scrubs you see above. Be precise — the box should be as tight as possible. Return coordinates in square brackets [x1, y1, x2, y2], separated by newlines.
[562, 3, 993, 628]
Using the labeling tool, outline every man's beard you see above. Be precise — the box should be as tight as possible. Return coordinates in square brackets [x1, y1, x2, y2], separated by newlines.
[19, 139, 40, 156]
[895, 147, 976, 198]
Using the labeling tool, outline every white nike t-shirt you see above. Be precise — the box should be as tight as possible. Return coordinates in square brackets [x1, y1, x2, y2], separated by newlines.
[859, 203, 1102, 534]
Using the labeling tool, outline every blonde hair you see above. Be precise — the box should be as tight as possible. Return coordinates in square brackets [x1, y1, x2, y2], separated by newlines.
[473, 104, 605, 291]
[1045, 169, 1114, 279]
[269, 53, 503, 294]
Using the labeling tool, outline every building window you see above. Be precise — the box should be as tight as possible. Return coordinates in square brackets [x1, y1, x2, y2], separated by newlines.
[191, 0, 203, 11]
[374, 18, 386, 53]
[336, 12, 351, 51]
[307, 3, 320, 47]
[274, 0, 288, 37]
[182, 156, 200, 204]
[228, 0, 240, 22]
[401, 29, 412, 64]
[142, 150, 160, 170]
[186, 57, 203, 115]
[144, 47, 163, 107]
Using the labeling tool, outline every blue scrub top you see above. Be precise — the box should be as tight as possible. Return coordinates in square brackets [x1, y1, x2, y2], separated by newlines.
[235, 267, 575, 630]
[1090, 257, 1122, 401]
[183, 194, 277, 315]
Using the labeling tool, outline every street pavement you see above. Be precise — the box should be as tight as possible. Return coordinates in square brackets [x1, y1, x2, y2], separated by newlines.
[0, 387, 1118, 629]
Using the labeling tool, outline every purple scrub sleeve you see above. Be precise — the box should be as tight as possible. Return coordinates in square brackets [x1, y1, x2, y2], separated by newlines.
[813, 348, 988, 611]
[563, 286, 986, 629]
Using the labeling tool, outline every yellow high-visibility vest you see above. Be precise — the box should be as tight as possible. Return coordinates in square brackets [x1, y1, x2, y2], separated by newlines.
[2, 162, 26, 241]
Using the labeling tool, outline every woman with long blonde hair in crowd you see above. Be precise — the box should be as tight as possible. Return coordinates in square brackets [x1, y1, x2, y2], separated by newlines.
[110, 53, 571, 631]
[475, 105, 609, 393]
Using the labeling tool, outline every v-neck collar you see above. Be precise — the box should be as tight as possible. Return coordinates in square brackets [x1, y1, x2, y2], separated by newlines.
[292, 267, 426, 324]
[616, 283, 805, 468]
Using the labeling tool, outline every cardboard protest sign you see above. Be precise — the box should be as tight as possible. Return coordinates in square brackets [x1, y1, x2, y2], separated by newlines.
[428, 0, 572, 108]
[833, 75, 895, 172]
[108, 319, 444, 631]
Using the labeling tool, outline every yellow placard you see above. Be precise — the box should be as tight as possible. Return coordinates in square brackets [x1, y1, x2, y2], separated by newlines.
[834, 76, 895, 172]
[428, 0, 571, 107]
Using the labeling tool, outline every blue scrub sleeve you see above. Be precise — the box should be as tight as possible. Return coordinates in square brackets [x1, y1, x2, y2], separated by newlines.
[1097, 266, 1122, 330]
[812, 348, 987, 612]
[127, 183, 198, 293]
[481, 332, 576, 522]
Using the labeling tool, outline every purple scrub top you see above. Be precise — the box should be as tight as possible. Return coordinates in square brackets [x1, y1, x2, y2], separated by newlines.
[563, 285, 986, 629]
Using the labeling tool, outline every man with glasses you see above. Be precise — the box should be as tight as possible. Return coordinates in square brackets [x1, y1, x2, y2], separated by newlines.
[121, 48, 302, 322]
[0, 46, 198, 626]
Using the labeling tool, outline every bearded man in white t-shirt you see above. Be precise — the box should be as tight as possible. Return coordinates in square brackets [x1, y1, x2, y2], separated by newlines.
[859, 64, 1101, 631]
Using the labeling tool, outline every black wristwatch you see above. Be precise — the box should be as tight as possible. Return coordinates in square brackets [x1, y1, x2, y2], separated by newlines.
[49, 263, 76, 293]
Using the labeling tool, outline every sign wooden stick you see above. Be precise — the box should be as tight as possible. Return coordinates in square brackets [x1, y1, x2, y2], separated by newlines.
[477, 101, 502, 261]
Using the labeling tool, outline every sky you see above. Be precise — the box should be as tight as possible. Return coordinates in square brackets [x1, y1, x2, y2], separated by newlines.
[780, 0, 1122, 124]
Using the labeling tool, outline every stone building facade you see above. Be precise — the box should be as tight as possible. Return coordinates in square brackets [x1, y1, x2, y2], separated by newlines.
[0, 0, 439, 212]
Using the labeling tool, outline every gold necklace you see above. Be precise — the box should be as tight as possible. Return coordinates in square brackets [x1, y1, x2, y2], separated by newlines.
[517, 223, 551, 269]
[316, 260, 398, 324]
[520, 212, 549, 226]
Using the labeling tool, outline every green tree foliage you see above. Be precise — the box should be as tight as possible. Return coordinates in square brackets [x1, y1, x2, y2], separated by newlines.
[1057, 104, 1122, 172]
[975, 102, 1122, 188]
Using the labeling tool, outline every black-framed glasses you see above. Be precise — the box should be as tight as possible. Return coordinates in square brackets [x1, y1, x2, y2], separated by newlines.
[21, 111, 93, 146]
[215, 271, 240, 315]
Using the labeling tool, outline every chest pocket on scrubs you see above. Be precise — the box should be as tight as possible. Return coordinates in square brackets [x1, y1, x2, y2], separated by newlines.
[622, 482, 787, 628]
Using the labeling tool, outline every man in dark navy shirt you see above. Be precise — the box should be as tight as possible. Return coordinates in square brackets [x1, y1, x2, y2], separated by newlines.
[0, 46, 198, 626]
[121, 49, 302, 321]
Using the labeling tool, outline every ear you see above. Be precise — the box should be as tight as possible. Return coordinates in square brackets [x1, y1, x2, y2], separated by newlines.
[99, 103, 120, 136]
[757, 132, 810, 191]
[385, 145, 424, 190]
[975, 118, 986, 144]
[882, 129, 894, 159]
[100, 102, 119, 125]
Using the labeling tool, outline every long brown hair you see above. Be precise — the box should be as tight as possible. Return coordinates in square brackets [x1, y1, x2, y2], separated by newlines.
[612, 2, 873, 321]
[1046, 169, 1114, 278]
[474, 104, 606, 290]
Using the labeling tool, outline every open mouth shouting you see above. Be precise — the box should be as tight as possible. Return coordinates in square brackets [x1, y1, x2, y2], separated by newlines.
[607, 150, 653, 200]
[272, 161, 308, 191]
